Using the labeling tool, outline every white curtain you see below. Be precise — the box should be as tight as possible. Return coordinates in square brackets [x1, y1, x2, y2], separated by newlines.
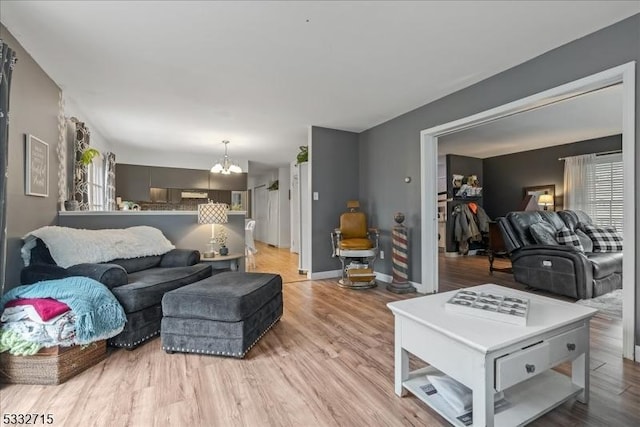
[563, 153, 596, 218]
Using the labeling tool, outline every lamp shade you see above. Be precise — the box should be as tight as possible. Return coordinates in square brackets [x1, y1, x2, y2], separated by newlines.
[538, 194, 554, 207]
[198, 203, 229, 224]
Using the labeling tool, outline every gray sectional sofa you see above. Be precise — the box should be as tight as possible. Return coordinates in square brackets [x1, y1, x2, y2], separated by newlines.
[497, 209, 622, 299]
[21, 238, 215, 348]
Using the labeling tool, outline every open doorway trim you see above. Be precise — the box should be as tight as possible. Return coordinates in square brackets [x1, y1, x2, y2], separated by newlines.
[420, 61, 636, 360]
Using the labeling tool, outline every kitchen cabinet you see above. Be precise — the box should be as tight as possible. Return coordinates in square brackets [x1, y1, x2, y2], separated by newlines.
[117, 164, 247, 207]
[209, 173, 248, 191]
[150, 166, 209, 190]
[116, 164, 151, 202]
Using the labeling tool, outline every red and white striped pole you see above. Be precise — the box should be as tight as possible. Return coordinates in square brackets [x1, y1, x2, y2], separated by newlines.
[392, 225, 409, 284]
[387, 212, 415, 293]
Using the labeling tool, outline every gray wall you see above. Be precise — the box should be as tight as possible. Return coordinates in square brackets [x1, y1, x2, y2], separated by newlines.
[311, 126, 359, 273]
[58, 213, 246, 272]
[1, 25, 60, 290]
[483, 135, 622, 219]
[358, 118, 423, 281]
[357, 14, 639, 340]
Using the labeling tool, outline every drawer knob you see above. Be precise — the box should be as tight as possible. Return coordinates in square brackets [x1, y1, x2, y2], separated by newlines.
[525, 364, 536, 374]
[567, 343, 576, 351]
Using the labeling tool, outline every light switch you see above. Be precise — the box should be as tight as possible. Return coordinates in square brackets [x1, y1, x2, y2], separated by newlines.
[313, 192, 319, 200]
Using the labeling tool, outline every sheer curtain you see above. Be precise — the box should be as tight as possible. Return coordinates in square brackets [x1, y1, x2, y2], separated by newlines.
[563, 153, 596, 218]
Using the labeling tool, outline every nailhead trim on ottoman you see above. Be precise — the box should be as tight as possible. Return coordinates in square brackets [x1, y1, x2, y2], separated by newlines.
[162, 315, 282, 358]
[109, 330, 160, 348]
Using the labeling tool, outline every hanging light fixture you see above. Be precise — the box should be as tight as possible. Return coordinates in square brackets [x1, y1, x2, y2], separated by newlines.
[211, 140, 242, 174]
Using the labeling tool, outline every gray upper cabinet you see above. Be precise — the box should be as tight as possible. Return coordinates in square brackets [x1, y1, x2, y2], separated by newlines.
[209, 173, 248, 191]
[150, 166, 210, 190]
[116, 164, 151, 202]
[117, 165, 248, 204]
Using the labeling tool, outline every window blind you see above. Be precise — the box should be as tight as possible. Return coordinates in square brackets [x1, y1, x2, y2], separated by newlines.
[593, 153, 623, 234]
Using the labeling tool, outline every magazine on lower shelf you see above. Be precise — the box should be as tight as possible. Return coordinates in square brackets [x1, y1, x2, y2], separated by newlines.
[418, 375, 509, 426]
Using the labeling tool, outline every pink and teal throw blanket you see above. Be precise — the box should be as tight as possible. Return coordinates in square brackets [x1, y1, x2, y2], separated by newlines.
[5, 298, 70, 321]
[1, 277, 126, 344]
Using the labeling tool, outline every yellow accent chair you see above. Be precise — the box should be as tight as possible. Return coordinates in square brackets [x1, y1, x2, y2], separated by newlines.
[331, 201, 379, 289]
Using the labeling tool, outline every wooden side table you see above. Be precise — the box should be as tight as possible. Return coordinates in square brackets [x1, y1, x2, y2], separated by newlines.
[200, 253, 243, 271]
[488, 221, 512, 274]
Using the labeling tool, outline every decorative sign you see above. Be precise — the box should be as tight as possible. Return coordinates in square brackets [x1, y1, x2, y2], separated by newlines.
[25, 134, 49, 197]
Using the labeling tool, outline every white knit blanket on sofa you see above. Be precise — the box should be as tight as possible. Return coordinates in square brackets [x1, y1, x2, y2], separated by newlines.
[22, 226, 176, 268]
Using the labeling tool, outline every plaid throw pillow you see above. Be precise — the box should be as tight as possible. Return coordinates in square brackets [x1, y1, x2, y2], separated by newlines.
[556, 228, 584, 252]
[581, 224, 623, 252]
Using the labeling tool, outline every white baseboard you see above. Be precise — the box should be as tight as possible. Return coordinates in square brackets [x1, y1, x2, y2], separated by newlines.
[375, 272, 427, 294]
[375, 272, 392, 282]
[309, 269, 341, 280]
[636, 345, 640, 362]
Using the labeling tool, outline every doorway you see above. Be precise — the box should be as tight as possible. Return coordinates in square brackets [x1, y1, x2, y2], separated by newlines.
[420, 62, 636, 360]
[253, 184, 268, 243]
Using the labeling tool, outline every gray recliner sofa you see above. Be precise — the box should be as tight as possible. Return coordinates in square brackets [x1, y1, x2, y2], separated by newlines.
[497, 210, 622, 299]
[21, 238, 214, 348]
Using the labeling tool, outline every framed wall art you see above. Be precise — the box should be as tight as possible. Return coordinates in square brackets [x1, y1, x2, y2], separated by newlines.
[25, 134, 49, 197]
[523, 184, 555, 211]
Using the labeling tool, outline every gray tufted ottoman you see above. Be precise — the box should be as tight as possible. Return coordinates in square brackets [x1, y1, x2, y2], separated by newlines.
[161, 272, 283, 358]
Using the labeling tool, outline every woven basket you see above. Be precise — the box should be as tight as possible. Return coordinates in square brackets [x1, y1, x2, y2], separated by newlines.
[0, 340, 107, 385]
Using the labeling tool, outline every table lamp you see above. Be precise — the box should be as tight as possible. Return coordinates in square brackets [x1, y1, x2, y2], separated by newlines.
[538, 194, 554, 211]
[198, 202, 229, 257]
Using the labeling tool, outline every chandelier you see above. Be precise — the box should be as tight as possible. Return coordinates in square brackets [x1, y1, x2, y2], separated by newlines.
[210, 140, 242, 174]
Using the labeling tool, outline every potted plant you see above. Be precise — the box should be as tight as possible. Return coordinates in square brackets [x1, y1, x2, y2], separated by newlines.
[80, 147, 100, 166]
[297, 146, 308, 164]
[216, 229, 229, 256]
[65, 148, 101, 211]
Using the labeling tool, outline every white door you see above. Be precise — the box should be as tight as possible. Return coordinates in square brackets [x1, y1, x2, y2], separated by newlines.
[254, 185, 268, 243]
[290, 162, 300, 253]
[267, 190, 279, 246]
[299, 162, 311, 272]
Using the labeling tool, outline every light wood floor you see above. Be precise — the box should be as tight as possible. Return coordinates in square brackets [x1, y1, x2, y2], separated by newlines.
[1, 253, 638, 426]
[248, 241, 308, 284]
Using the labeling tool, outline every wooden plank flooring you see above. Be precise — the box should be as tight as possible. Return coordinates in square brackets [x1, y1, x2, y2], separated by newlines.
[1, 250, 638, 426]
[248, 241, 308, 284]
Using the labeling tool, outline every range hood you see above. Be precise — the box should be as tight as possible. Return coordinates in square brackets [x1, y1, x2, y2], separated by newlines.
[181, 191, 209, 199]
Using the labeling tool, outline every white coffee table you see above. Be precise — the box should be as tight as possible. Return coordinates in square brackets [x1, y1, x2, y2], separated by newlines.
[387, 284, 597, 427]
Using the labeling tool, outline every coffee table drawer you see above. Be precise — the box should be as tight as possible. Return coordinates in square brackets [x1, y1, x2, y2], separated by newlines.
[495, 342, 549, 391]
[548, 325, 587, 365]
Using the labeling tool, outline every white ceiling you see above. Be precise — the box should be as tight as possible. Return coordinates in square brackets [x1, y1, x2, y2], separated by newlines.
[2, 1, 638, 168]
[438, 84, 623, 159]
